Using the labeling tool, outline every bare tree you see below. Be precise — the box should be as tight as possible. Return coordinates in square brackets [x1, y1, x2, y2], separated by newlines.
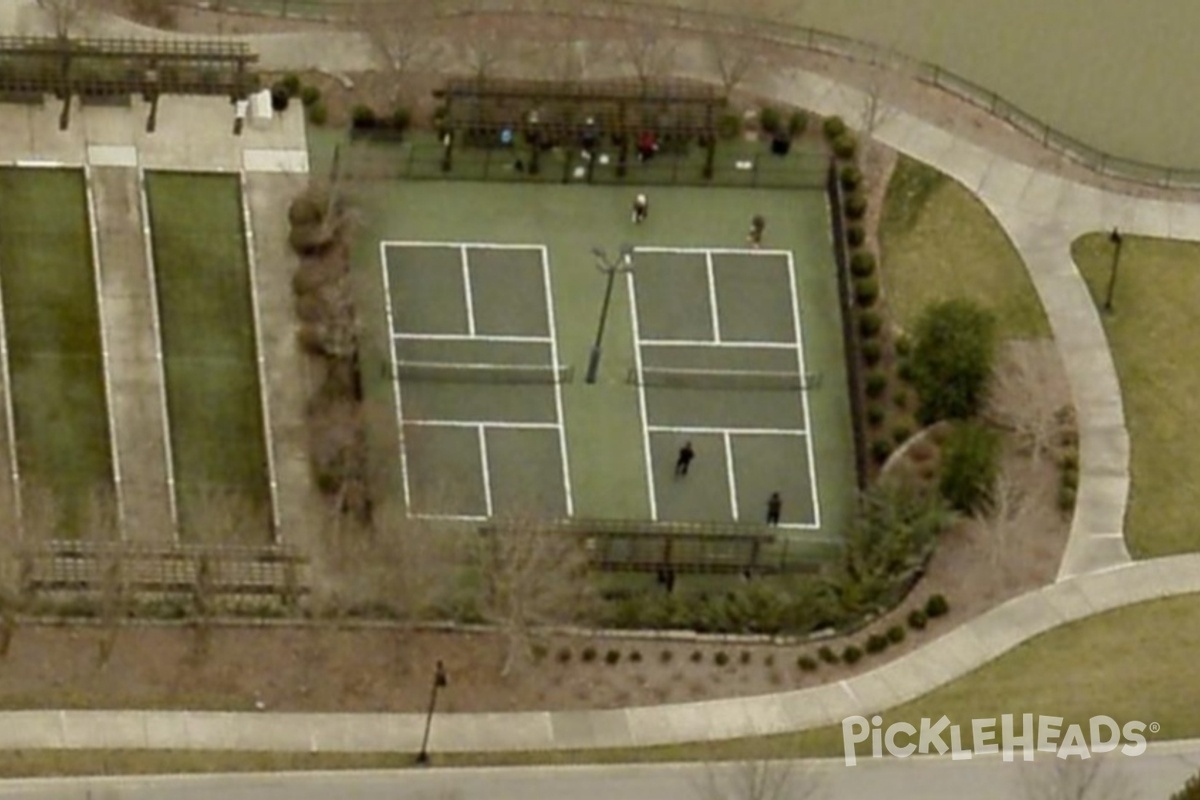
[1019, 756, 1137, 800]
[978, 460, 1056, 593]
[351, 0, 436, 106]
[695, 760, 824, 800]
[453, 3, 517, 81]
[696, 0, 790, 96]
[985, 340, 1071, 462]
[37, 0, 90, 37]
[619, 22, 679, 89]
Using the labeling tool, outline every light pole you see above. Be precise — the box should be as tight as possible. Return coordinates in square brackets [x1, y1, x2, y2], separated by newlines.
[1104, 227, 1124, 313]
[415, 660, 448, 765]
[585, 244, 635, 384]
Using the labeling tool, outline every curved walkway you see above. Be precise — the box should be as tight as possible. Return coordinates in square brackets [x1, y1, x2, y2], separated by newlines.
[4, 0, 1200, 754]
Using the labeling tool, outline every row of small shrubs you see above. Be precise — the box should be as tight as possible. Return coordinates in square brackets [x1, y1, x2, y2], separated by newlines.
[271, 73, 327, 124]
[759, 106, 809, 138]
[1059, 448, 1079, 513]
[795, 595, 950, 671]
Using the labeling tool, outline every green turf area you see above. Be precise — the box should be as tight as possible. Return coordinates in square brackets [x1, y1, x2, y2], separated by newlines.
[0, 168, 112, 537]
[880, 157, 1048, 339]
[143, 172, 271, 540]
[1073, 233, 1200, 557]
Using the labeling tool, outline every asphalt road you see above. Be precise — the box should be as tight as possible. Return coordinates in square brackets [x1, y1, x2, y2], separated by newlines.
[3, 745, 1200, 800]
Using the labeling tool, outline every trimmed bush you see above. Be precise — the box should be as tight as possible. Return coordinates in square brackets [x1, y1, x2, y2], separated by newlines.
[351, 104, 377, 129]
[764, 654, 775, 667]
[842, 645, 863, 664]
[739, 651, 752, 665]
[390, 107, 412, 132]
[854, 277, 880, 307]
[280, 73, 302, 97]
[910, 299, 998, 423]
[531, 644, 549, 661]
[823, 115, 847, 139]
[893, 391, 909, 410]
[797, 654, 819, 671]
[866, 403, 886, 427]
[307, 102, 328, 126]
[299, 84, 321, 107]
[939, 422, 1001, 513]
[714, 651, 730, 667]
[605, 649, 621, 665]
[629, 650, 642, 663]
[871, 439, 893, 464]
[270, 84, 290, 112]
[832, 132, 858, 160]
[897, 361, 916, 383]
[908, 609, 928, 630]
[759, 106, 783, 135]
[660, 650, 674, 663]
[892, 424, 913, 445]
[844, 192, 868, 220]
[691, 650, 704, 663]
[850, 251, 877, 278]
[1061, 467, 1079, 490]
[846, 223, 866, 247]
[1058, 485, 1077, 512]
[865, 633, 889, 654]
[861, 340, 883, 366]
[818, 645, 839, 664]
[581, 646, 597, 662]
[887, 625, 906, 644]
[865, 370, 888, 398]
[894, 334, 912, 357]
[840, 164, 863, 191]
[858, 311, 883, 338]
[717, 112, 742, 140]
[557, 647, 572, 663]
[788, 110, 808, 136]
[925, 594, 950, 618]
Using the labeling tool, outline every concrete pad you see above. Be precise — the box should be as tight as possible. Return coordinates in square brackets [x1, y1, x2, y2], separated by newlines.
[548, 709, 633, 750]
[0, 710, 64, 748]
[1070, 472, 1129, 537]
[801, 682, 864, 727]
[868, 655, 939, 707]
[976, 160, 1035, 208]
[1072, 567, 1156, 612]
[927, 139, 993, 191]
[775, 688, 841, 731]
[244, 148, 309, 173]
[81, 105, 144, 147]
[1053, 184, 1108, 234]
[1134, 557, 1200, 598]
[1130, 198, 1171, 237]
[843, 670, 901, 717]
[1166, 201, 1200, 241]
[1058, 536, 1134, 579]
[1018, 170, 1072, 218]
[61, 711, 148, 749]
[143, 711, 191, 749]
[1078, 426, 1130, 481]
[1096, 191, 1141, 233]
[434, 711, 552, 753]
[88, 144, 139, 167]
[898, 123, 959, 170]
[738, 694, 795, 737]
[1041, 578, 1097, 619]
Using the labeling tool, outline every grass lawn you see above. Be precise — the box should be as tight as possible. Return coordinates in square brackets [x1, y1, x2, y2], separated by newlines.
[879, 156, 1048, 339]
[144, 172, 271, 540]
[1073, 233, 1200, 557]
[0, 168, 113, 536]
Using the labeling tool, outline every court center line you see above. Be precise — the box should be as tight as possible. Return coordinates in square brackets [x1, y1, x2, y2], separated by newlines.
[639, 339, 796, 349]
[626, 269, 658, 521]
[540, 244, 574, 517]
[723, 431, 739, 521]
[478, 425, 494, 517]
[635, 246, 793, 257]
[379, 240, 414, 514]
[403, 419, 560, 430]
[705, 250, 721, 343]
[410, 512, 489, 522]
[647, 425, 807, 436]
[392, 332, 552, 343]
[786, 251, 823, 530]
[459, 245, 476, 336]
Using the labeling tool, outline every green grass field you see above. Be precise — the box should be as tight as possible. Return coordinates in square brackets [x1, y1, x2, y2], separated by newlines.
[0, 168, 113, 537]
[1073, 233, 1200, 557]
[880, 157, 1048, 339]
[144, 172, 271, 541]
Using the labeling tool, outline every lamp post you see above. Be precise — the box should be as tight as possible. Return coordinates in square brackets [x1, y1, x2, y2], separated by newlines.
[585, 244, 635, 384]
[415, 660, 448, 765]
[1104, 227, 1124, 313]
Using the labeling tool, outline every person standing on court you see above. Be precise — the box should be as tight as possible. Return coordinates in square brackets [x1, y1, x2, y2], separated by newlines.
[632, 193, 649, 224]
[766, 492, 782, 525]
[675, 441, 695, 476]
[747, 214, 766, 247]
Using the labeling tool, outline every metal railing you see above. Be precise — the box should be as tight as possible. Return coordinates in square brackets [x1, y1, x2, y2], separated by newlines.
[184, 0, 1200, 190]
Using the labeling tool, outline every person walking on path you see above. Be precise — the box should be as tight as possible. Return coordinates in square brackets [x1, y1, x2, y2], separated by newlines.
[632, 193, 649, 224]
[747, 214, 766, 247]
[766, 491, 782, 525]
[675, 441, 695, 476]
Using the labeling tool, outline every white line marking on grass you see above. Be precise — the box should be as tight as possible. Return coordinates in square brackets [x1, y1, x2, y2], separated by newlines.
[459, 245, 476, 336]
[639, 339, 796, 349]
[723, 431, 739, 521]
[392, 332, 552, 344]
[786, 251, 822, 530]
[705, 250, 721, 342]
[239, 172, 281, 541]
[380, 240, 413, 514]
[83, 164, 125, 533]
[627, 270, 657, 521]
[0, 205, 19, 531]
[403, 419, 560, 430]
[478, 425, 494, 517]
[647, 425, 806, 436]
[138, 167, 178, 541]
[540, 245, 574, 517]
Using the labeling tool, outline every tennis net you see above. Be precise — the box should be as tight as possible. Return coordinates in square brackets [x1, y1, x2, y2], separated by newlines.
[629, 366, 820, 391]
[392, 360, 574, 385]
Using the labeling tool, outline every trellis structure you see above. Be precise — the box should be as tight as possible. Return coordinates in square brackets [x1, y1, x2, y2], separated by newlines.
[433, 76, 727, 182]
[0, 35, 260, 133]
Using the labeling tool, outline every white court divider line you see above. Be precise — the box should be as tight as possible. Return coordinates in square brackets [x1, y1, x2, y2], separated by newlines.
[379, 239, 414, 514]
[239, 171, 281, 541]
[14, 160, 69, 169]
[83, 164, 126, 534]
[704, 250, 721, 343]
[639, 339, 797, 349]
[786, 251, 822, 530]
[478, 425, 494, 517]
[459, 245, 476, 336]
[723, 431, 739, 521]
[411, 512, 488, 523]
[383, 240, 546, 251]
[540, 245, 574, 517]
[393, 332, 552, 344]
[646, 425, 807, 436]
[626, 269, 657, 521]
[0, 198, 20, 532]
[403, 419, 560, 430]
[634, 246, 793, 257]
[138, 167, 179, 541]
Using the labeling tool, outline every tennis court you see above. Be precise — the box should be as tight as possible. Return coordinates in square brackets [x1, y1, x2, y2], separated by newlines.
[381, 241, 572, 520]
[628, 247, 820, 529]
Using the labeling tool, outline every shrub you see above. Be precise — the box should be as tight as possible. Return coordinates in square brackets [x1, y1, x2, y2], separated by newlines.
[557, 647, 572, 663]
[759, 106, 783, 135]
[1061, 467, 1079, 490]
[390, 107, 412, 132]
[660, 650, 674, 663]
[788, 110, 808, 136]
[764, 654, 775, 667]
[894, 334, 912, 357]
[351, 104, 377, 129]
[270, 84, 290, 112]
[832, 132, 858, 160]
[861, 340, 883, 366]
[840, 164, 863, 191]
[1060, 452, 1079, 471]
[717, 112, 742, 140]
[280, 73, 302, 97]
[854, 277, 879, 307]
[850, 251, 877, 277]
[531, 644, 549, 661]
[892, 424, 913, 445]
[871, 439, 892, 464]
[865, 633, 889, 654]
[866, 403, 886, 427]
[846, 223, 866, 247]
[908, 609, 928, 630]
[910, 299, 998, 423]
[844, 192, 868, 220]
[938, 422, 1001, 513]
[691, 650, 703, 663]
[629, 650, 642, 663]
[887, 625, 906, 644]
[865, 370, 888, 398]
[307, 102, 328, 126]
[893, 391, 909, 410]
[581, 646, 598, 662]
[300, 84, 321, 107]
[842, 645, 863, 664]
[823, 115, 846, 139]
[897, 361, 916, 383]
[714, 651, 730, 667]
[925, 594, 949, 618]
[858, 311, 883, 338]
[797, 655, 818, 671]
[1058, 485, 1076, 512]
[605, 649, 621, 665]
[740, 651, 752, 665]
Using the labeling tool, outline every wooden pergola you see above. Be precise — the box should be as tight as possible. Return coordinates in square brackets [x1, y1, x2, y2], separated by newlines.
[0, 35, 260, 134]
[433, 76, 727, 182]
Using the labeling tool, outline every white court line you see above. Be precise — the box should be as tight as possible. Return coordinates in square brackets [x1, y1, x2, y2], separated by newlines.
[640, 339, 796, 349]
[626, 269, 657, 521]
[540, 245, 574, 517]
[647, 425, 806, 436]
[478, 425, 494, 517]
[403, 419, 560, 430]
[392, 332, 552, 344]
[382, 240, 547, 252]
[83, 164, 126, 533]
[379, 240, 413, 513]
[723, 431, 739, 521]
[138, 167, 179, 540]
[786, 251, 823, 530]
[459, 245, 476, 336]
[704, 250, 721, 342]
[411, 511, 488, 523]
[0, 197, 19, 531]
[634, 246, 793, 257]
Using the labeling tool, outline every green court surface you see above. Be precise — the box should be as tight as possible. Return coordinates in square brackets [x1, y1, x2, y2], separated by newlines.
[0, 167, 113, 536]
[350, 172, 855, 546]
[144, 172, 271, 540]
